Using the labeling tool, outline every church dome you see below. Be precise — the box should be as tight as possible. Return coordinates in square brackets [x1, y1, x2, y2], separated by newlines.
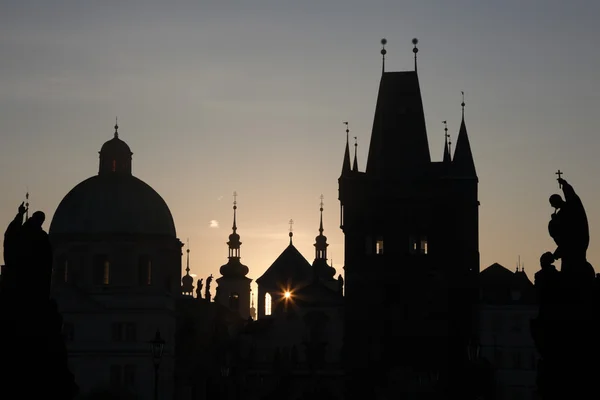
[50, 125, 175, 237]
[49, 174, 176, 237]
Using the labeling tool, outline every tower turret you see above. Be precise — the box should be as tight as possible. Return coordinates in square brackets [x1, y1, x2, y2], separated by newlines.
[216, 192, 252, 319]
[98, 119, 133, 175]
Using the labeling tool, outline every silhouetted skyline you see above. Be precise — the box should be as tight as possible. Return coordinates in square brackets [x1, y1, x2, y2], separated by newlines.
[2, 1, 600, 288]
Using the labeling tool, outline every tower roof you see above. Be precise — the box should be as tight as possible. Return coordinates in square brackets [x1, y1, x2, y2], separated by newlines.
[452, 96, 477, 177]
[365, 71, 431, 178]
[255, 243, 312, 288]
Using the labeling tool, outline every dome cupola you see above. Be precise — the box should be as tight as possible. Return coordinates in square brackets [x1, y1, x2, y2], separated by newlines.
[99, 120, 133, 175]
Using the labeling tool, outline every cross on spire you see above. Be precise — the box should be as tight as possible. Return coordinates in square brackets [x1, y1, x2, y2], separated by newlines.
[320, 194, 324, 210]
[289, 219, 294, 232]
[233, 191, 237, 206]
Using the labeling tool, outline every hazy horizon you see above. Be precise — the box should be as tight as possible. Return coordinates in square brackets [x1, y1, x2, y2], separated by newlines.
[2, 1, 600, 293]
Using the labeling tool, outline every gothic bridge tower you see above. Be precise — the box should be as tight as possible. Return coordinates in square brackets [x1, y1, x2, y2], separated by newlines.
[339, 39, 479, 399]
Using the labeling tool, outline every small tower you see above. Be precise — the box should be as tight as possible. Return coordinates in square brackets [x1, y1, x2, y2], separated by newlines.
[249, 292, 257, 320]
[216, 192, 253, 319]
[312, 195, 336, 290]
[181, 240, 194, 296]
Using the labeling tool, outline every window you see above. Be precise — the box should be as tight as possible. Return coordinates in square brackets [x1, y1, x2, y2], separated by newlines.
[409, 235, 428, 255]
[93, 255, 110, 285]
[112, 322, 137, 342]
[55, 254, 68, 283]
[111, 160, 117, 172]
[110, 365, 122, 387]
[123, 365, 136, 386]
[229, 292, 240, 310]
[513, 350, 522, 369]
[62, 322, 74, 341]
[265, 293, 272, 316]
[138, 255, 152, 286]
[375, 236, 384, 255]
[420, 237, 428, 254]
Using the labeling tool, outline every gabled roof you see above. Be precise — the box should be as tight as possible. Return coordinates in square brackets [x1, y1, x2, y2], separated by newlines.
[256, 244, 312, 288]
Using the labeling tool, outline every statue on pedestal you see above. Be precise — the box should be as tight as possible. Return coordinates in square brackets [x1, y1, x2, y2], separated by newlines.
[531, 174, 599, 400]
[1, 202, 78, 398]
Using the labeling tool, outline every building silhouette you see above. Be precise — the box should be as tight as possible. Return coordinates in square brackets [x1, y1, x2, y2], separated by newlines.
[49, 123, 182, 398]
[339, 43, 479, 398]
[479, 263, 538, 400]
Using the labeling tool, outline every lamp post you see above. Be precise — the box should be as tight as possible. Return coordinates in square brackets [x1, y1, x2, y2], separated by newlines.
[150, 330, 165, 400]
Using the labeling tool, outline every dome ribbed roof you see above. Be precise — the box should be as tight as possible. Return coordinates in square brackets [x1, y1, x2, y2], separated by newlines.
[49, 174, 176, 237]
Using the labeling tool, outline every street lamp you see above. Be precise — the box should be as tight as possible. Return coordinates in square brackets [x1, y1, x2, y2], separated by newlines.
[150, 330, 165, 400]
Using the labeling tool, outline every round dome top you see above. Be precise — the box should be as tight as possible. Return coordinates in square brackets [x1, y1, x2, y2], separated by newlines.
[100, 135, 132, 156]
[50, 174, 176, 237]
[220, 259, 249, 278]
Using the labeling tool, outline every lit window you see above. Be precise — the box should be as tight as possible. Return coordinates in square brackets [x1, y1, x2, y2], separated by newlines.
[112, 160, 117, 172]
[420, 238, 428, 254]
[229, 292, 240, 310]
[93, 255, 110, 285]
[376, 236, 384, 255]
[265, 293, 272, 316]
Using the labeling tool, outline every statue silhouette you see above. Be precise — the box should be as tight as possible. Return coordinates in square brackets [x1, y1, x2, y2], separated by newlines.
[548, 178, 594, 281]
[205, 274, 213, 302]
[531, 175, 599, 400]
[196, 278, 203, 299]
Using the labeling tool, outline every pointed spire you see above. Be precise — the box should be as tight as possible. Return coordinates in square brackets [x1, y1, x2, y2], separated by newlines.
[341, 122, 351, 176]
[442, 121, 451, 163]
[186, 238, 191, 275]
[288, 219, 294, 245]
[182, 238, 194, 295]
[114, 117, 119, 138]
[352, 136, 359, 171]
[453, 91, 477, 177]
[314, 195, 329, 260]
[25, 189, 29, 221]
[220, 192, 249, 278]
[227, 191, 241, 259]
[380, 38, 387, 74]
[412, 38, 419, 72]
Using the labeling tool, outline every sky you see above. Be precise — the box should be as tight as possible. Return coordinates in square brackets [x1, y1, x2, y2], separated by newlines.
[1, 1, 600, 294]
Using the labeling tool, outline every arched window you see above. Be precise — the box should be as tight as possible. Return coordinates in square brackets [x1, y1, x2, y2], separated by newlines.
[112, 159, 117, 172]
[265, 293, 272, 316]
[229, 292, 240, 310]
[138, 255, 152, 285]
[93, 255, 110, 285]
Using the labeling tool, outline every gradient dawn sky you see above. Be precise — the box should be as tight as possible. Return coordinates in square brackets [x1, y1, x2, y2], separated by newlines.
[2, 1, 600, 292]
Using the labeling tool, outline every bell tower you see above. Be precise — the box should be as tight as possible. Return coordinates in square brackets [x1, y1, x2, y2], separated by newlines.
[216, 192, 252, 319]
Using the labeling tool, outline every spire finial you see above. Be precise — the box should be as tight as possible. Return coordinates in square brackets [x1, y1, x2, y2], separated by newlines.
[186, 238, 191, 274]
[343, 121, 349, 141]
[380, 38, 387, 74]
[288, 219, 294, 244]
[25, 189, 29, 221]
[319, 194, 324, 235]
[232, 191, 238, 232]
[461, 91, 465, 119]
[114, 117, 119, 138]
[352, 136, 359, 171]
[443, 120, 452, 156]
[412, 38, 419, 71]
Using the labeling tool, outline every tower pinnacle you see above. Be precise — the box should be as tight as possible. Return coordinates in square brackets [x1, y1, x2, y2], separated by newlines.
[412, 38, 419, 71]
[289, 219, 294, 245]
[380, 38, 387, 74]
[114, 117, 119, 138]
